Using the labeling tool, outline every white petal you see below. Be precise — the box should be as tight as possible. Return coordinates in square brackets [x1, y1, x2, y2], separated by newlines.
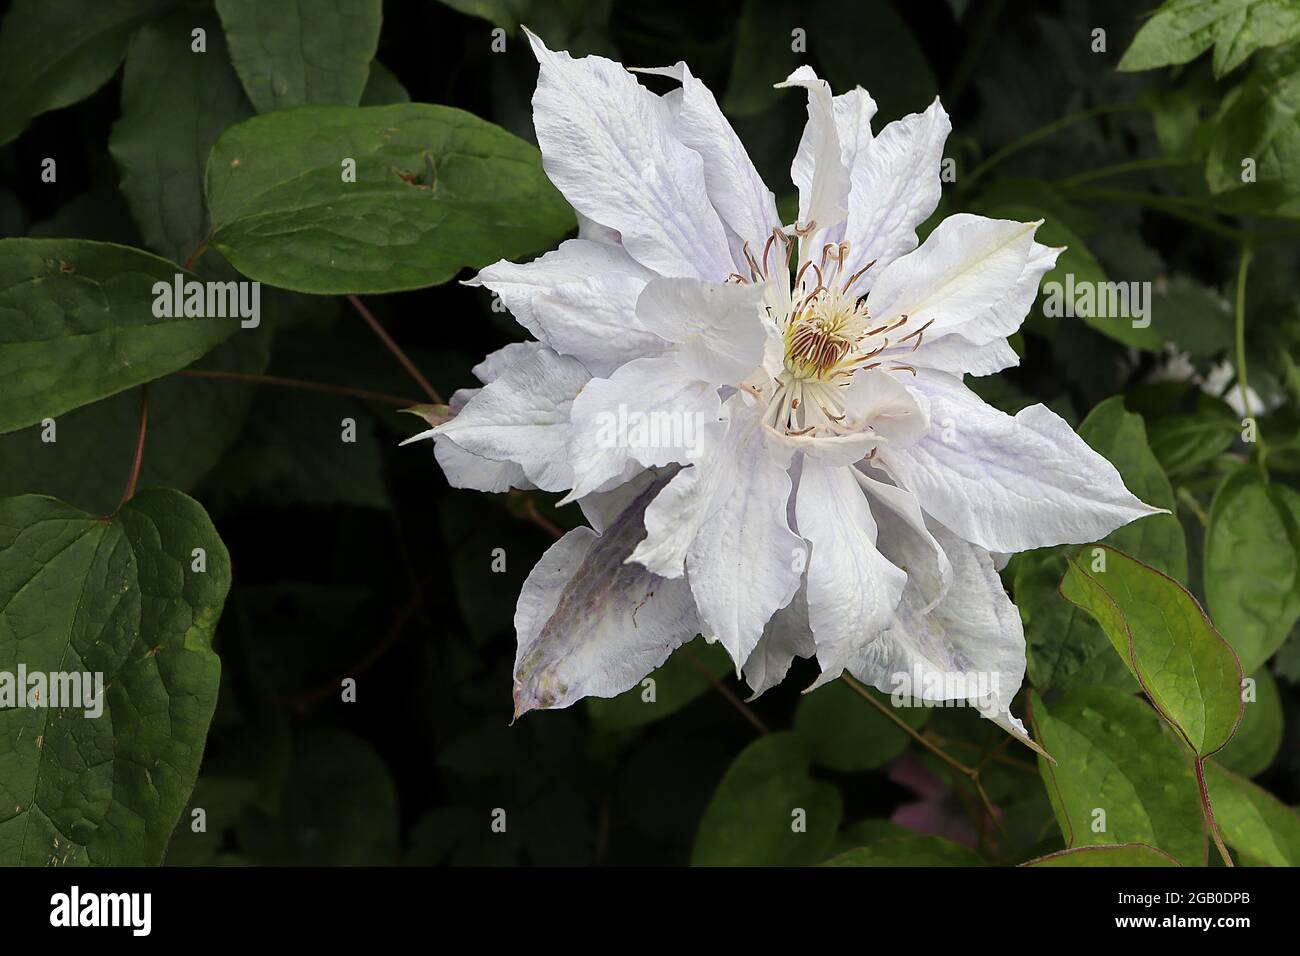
[879, 370, 1164, 552]
[867, 214, 1042, 341]
[577, 466, 665, 534]
[434, 346, 590, 492]
[514, 474, 700, 714]
[778, 66, 849, 234]
[856, 470, 951, 612]
[796, 456, 908, 688]
[636, 62, 782, 259]
[533, 272, 669, 377]
[907, 332, 1021, 377]
[800, 87, 879, 249]
[840, 98, 951, 290]
[742, 586, 815, 699]
[527, 31, 732, 280]
[683, 398, 803, 670]
[564, 355, 723, 500]
[848, 521, 1027, 734]
[469, 238, 653, 342]
[774, 369, 929, 466]
[433, 434, 528, 492]
[634, 277, 768, 384]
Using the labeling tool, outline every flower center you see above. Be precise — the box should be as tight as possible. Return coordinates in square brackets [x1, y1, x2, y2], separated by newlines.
[729, 229, 931, 437]
[783, 287, 872, 382]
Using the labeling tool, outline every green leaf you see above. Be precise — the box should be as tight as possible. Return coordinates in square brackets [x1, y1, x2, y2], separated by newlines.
[1216, 668, 1282, 776]
[109, 10, 253, 264]
[0, 239, 241, 433]
[1119, 0, 1300, 78]
[691, 733, 841, 866]
[587, 639, 730, 730]
[0, 327, 272, 515]
[237, 729, 400, 865]
[1206, 761, 1300, 865]
[0, 489, 228, 865]
[1078, 396, 1187, 582]
[1156, 276, 1235, 358]
[1061, 545, 1242, 756]
[206, 387, 390, 510]
[204, 104, 575, 293]
[794, 679, 929, 772]
[361, 62, 410, 106]
[0, 0, 174, 147]
[435, 0, 530, 31]
[1030, 688, 1206, 866]
[1022, 843, 1181, 867]
[724, 0, 801, 117]
[1010, 548, 1138, 692]
[1205, 467, 1300, 673]
[813, 0, 936, 123]
[214, 0, 382, 112]
[824, 834, 983, 866]
[1147, 395, 1240, 477]
[1205, 46, 1300, 209]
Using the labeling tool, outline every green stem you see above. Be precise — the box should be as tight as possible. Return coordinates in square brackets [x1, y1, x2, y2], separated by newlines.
[1057, 157, 1188, 189]
[964, 103, 1144, 190]
[1234, 245, 1268, 477]
[1062, 186, 1250, 241]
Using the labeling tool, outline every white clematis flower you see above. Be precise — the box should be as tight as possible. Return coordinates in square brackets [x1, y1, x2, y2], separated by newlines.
[408, 32, 1162, 743]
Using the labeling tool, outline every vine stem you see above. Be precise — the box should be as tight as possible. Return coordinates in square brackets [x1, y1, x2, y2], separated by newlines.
[109, 385, 149, 518]
[347, 294, 443, 404]
[1056, 156, 1188, 189]
[1234, 245, 1268, 477]
[176, 368, 419, 408]
[681, 645, 769, 735]
[963, 103, 1144, 190]
[839, 673, 1000, 826]
[1195, 758, 1235, 867]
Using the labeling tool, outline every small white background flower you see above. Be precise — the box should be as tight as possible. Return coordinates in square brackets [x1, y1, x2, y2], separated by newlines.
[410, 31, 1161, 745]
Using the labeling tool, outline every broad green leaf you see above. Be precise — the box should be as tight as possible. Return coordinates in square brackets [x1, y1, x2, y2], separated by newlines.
[206, 387, 390, 510]
[1205, 467, 1300, 673]
[204, 104, 575, 293]
[0, 0, 174, 147]
[0, 327, 272, 515]
[0, 239, 241, 433]
[1030, 688, 1206, 866]
[588, 639, 731, 729]
[794, 679, 930, 773]
[236, 729, 400, 865]
[1156, 276, 1235, 357]
[1010, 548, 1138, 692]
[724, 0, 801, 117]
[1148, 395, 1240, 477]
[214, 0, 382, 112]
[435, 0, 530, 30]
[1216, 668, 1283, 776]
[110, 10, 253, 264]
[1206, 761, 1300, 865]
[1119, 0, 1300, 77]
[1205, 46, 1300, 209]
[1079, 396, 1187, 581]
[0, 489, 228, 865]
[361, 62, 410, 106]
[1022, 843, 1181, 867]
[824, 834, 983, 867]
[691, 733, 841, 866]
[1061, 545, 1242, 756]
[813, 0, 936, 123]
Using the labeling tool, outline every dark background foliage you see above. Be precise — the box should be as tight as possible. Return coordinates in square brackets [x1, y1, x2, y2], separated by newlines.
[2, 0, 1298, 866]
